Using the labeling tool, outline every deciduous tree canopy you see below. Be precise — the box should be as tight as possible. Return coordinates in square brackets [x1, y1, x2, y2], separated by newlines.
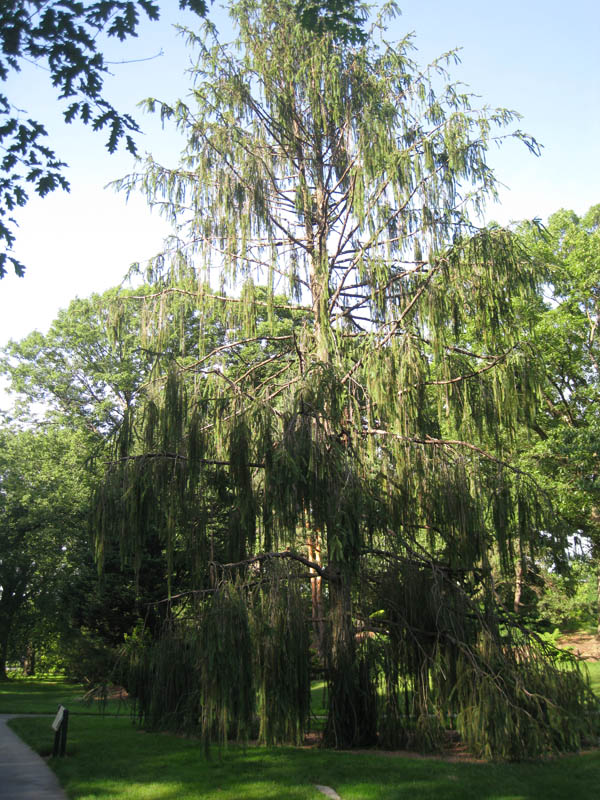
[0, 0, 208, 279]
[513, 206, 600, 626]
[0, 426, 92, 679]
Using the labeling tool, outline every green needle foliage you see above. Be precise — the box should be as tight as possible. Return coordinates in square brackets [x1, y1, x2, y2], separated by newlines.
[254, 567, 311, 746]
[95, 0, 596, 758]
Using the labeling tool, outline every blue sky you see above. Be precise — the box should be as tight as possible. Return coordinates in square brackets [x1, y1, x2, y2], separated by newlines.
[0, 0, 598, 368]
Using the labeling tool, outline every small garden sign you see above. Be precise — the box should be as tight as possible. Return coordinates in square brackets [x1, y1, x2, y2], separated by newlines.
[51, 705, 69, 757]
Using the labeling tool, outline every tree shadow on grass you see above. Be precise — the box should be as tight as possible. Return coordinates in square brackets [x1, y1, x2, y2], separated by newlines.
[8, 717, 600, 800]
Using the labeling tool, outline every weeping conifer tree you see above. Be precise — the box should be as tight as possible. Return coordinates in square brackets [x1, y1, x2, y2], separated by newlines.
[98, 0, 598, 758]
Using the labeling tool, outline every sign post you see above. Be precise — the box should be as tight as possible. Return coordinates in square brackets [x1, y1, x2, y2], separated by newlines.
[51, 705, 69, 757]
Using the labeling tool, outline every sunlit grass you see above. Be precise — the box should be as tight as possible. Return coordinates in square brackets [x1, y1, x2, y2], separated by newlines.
[8, 710, 600, 800]
[585, 661, 600, 696]
[5, 677, 600, 799]
[0, 676, 129, 716]
[310, 679, 327, 715]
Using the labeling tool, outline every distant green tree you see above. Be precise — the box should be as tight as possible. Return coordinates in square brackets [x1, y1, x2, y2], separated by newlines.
[536, 555, 597, 633]
[516, 205, 600, 628]
[1, 286, 172, 436]
[0, 425, 92, 679]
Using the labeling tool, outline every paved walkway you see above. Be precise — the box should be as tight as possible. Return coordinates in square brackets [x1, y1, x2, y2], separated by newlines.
[0, 715, 67, 799]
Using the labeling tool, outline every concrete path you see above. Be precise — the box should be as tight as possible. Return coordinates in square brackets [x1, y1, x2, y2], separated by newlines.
[315, 785, 343, 799]
[0, 715, 67, 799]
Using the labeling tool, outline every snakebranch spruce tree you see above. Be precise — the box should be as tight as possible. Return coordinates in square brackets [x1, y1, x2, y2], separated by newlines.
[97, 0, 597, 757]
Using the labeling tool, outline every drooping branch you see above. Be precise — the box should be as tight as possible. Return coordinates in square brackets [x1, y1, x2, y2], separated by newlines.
[212, 549, 327, 577]
[106, 452, 266, 469]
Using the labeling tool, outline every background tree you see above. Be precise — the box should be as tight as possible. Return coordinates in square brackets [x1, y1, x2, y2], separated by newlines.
[1, 286, 187, 436]
[514, 205, 600, 629]
[0, 425, 92, 679]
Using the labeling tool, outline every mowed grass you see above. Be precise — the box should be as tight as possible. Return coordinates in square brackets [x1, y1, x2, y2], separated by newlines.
[8, 713, 600, 800]
[4, 675, 600, 799]
[311, 680, 328, 714]
[585, 660, 600, 695]
[0, 676, 130, 716]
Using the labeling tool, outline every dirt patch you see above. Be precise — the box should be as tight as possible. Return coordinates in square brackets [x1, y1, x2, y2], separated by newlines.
[344, 745, 485, 764]
[557, 632, 600, 661]
[302, 732, 485, 763]
[83, 684, 129, 703]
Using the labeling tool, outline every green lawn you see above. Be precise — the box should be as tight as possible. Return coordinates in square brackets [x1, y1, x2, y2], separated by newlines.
[585, 661, 600, 696]
[7, 713, 600, 800]
[311, 679, 327, 715]
[0, 676, 130, 716]
[3, 675, 600, 800]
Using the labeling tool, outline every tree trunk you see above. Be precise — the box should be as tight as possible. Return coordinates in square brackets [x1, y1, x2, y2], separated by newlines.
[0, 618, 12, 681]
[596, 560, 600, 638]
[323, 568, 377, 748]
[514, 555, 524, 615]
[307, 530, 326, 660]
[22, 643, 36, 677]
